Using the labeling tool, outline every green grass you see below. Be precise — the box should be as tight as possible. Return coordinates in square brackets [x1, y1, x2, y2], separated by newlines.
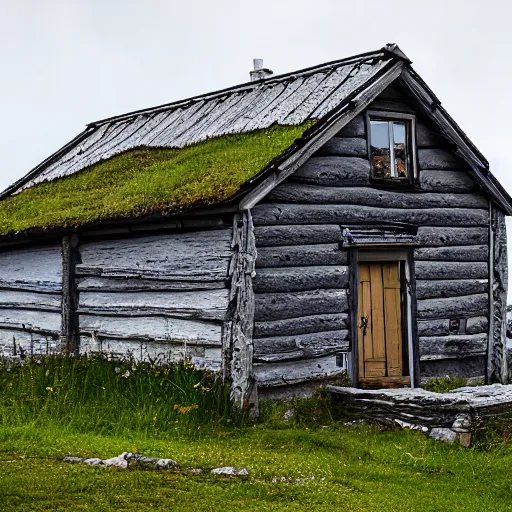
[423, 376, 468, 393]
[0, 356, 242, 436]
[2, 424, 512, 511]
[2, 356, 512, 511]
[0, 123, 311, 236]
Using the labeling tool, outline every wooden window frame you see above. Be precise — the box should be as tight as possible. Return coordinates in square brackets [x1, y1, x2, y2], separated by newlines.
[365, 110, 418, 188]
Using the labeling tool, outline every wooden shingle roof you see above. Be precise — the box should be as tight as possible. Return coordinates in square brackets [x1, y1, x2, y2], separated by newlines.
[1, 44, 511, 239]
[4, 48, 396, 196]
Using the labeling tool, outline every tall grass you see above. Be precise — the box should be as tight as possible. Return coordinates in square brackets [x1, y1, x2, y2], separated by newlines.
[0, 355, 243, 437]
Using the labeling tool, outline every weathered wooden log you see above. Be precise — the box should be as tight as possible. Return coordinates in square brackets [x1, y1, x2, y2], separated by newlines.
[256, 244, 347, 268]
[0, 245, 62, 293]
[315, 137, 367, 158]
[0, 308, 62, 334]
[416, 279, 488, 299]
[337, 115, 365, 137]
[79, 314, 222, 345]
[415, 227, 488, 246]
[419, 333, 488, 359]
[415, 261, 488, 280]
[418, 149, 460, 170]
[0, 328, 63, 358]
[254, 330, 349, 362]
[414, 245, 488, 262]
[254, 355, 346, 387]
[373, 84, 403, 101]
[79, 335, 221, 370]
[0, 280, 60, 294]
[369, 99, 415, 113]
[77, 276, 226, 292]
[420, 357, 486, 380]
[77, 229, 232, 280]
[269, 183, 487, 209]
[254, 313, 349, 338]
[0, 290, 62, 312]
[254, 289, 348, 322]
[78, 289, 229, 321]
[416, 121, 449, 148]
[417, 316, 488, 336]
[417, 293, 488, 320]
[420, 170, 476, 193]
[253, 266, 348, 293]
[254, 225, 342, 247]
[251, 203, 488, 227]
[291, 156, 370, 186]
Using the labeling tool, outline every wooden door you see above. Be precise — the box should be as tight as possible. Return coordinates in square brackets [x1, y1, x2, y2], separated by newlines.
[357, 261, 409, 388]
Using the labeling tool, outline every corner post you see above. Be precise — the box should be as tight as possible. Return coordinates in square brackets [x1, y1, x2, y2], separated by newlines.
[488, 204, 508, 383]
[222, 210, 257, 410]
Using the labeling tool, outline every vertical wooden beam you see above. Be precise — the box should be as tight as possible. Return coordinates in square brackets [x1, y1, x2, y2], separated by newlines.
[489, 204, 508, 383]
[406, 251, 420, 387]
[61, 234, 80, 354]
[348, 248, 359, 385]
[222, 211, 257, 410]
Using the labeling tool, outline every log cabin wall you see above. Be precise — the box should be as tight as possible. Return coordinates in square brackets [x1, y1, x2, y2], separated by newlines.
[75, 227, 233, 369]
[251, 85, 491, 389]
[0, 244, 63, 357]
[0, 224, 234, 370]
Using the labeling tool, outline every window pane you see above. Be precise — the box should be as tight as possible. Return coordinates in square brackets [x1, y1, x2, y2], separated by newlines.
[393, 122, 407, 178]
[370, 120, 391, 178]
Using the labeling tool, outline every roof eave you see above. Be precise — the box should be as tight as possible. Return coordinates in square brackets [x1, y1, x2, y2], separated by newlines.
[398, 68, 512, 215]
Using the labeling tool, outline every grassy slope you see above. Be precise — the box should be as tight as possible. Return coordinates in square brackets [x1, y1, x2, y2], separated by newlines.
[0, 124, 310, 236]
[1, 425, 512, 512]
[1, 357, 511, 511]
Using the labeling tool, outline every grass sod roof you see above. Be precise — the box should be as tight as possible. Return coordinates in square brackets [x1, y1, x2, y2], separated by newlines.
[0, 123, 313, 236]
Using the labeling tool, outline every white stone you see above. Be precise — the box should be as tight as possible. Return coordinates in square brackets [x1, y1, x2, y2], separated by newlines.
[429, 428, 457, 444]
[155, 458, 178, 470]
[103, 456, 129, 469]
[282, 409, 294, 421]
[83, 458, 104, 466]
[62, 456, 84, 463]
[211, 466, 249, 476]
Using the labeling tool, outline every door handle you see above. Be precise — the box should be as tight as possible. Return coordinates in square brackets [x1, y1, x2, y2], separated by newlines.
[360, 316, 368, 336]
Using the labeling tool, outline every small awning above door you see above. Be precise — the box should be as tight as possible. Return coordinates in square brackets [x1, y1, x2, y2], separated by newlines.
[341, 224, 418, 247]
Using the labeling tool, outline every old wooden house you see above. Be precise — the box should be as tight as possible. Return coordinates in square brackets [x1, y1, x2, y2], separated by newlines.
[0, 44, 509, 405]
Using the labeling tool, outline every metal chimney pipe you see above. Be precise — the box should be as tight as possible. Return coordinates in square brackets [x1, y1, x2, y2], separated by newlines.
[250, 59, 273, 82]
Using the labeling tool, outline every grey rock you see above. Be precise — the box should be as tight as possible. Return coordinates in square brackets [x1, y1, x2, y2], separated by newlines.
[103, 456, 129, 469]
[211, 466, 249, 476]
[155, 458, 178, 470]
[429, 428, 457, 444]
[451, 415, 471, 432]
[62, 456, 84, 463]
[188, 468, 203, 474]
[282, 409, 294, 422]
[83, 458, 104, 466]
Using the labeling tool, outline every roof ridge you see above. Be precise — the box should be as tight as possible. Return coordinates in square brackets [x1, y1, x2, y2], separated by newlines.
[87, 48, 393, 128]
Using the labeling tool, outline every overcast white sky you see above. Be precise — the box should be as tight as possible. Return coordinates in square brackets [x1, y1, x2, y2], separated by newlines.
[1, 0, 512, 291]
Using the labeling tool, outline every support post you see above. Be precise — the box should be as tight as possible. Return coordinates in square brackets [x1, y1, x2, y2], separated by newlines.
[61, 234, 80, 354]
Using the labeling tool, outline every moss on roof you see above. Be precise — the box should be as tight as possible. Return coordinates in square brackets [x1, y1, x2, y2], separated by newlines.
[0, 123, 313, 236]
